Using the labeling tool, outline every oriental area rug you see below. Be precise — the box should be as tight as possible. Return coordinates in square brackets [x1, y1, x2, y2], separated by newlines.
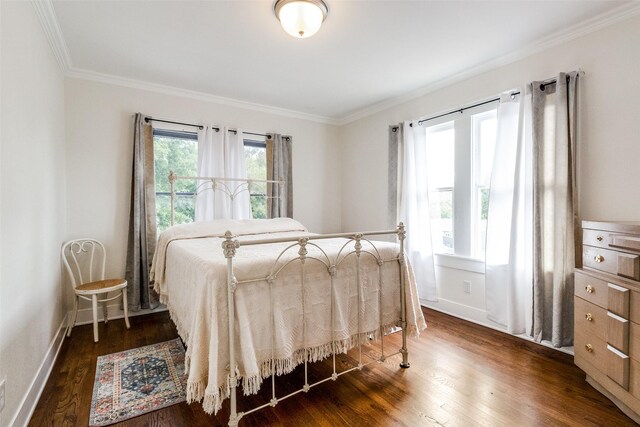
[89, 338, 187, 426]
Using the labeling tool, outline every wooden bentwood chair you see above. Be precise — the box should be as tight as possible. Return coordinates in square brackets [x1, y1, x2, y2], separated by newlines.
[62, 239, 130, 342]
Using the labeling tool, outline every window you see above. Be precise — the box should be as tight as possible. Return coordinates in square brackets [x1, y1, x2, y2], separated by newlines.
[425, 122, 455, 254]
[153, 129, 269, 232]
[243, 139, 267, 219]
[153, 129, 198, 233]
[424, 104, 497, 260]
[472, 110, 497, 258]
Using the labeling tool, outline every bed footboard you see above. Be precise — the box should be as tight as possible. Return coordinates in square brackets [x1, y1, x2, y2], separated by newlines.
[222, 223, 410, 426]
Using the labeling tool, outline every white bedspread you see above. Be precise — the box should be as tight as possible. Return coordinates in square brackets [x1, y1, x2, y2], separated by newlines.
[151, 218, 426, 414]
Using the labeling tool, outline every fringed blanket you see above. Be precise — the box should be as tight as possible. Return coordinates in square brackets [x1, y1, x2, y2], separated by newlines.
[150, 218, 426, 414]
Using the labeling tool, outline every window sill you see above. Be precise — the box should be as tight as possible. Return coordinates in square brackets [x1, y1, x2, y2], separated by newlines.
[434, 253, 485, 274]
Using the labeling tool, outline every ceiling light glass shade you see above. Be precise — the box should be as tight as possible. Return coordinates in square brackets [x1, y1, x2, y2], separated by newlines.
[274, 0, 328, 38]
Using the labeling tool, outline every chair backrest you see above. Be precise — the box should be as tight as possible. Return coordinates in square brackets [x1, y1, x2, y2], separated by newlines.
[61, 239, 106, 289]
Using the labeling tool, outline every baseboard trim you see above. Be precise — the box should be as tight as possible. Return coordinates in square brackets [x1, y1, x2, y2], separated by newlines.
[420, 298, 574, 355]
[9, 314, 68, 427]
[70, 303, 167, 327]
[9, 305, 169, 426]
[421, 297, 507, 332]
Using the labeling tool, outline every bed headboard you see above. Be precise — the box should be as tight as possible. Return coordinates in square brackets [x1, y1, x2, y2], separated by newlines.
[167, 170, 285, 226]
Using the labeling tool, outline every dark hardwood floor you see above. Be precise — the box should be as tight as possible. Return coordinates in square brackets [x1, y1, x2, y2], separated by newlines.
[30, 308, 637, 426]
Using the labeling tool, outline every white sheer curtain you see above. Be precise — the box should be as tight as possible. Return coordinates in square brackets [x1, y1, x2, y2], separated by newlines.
[485, 91, 533, 334]
[397, 121, 437, 301]
[195, 126, 251, 221]
[225, 129, 251, 220]
[195, 126, 223, 220]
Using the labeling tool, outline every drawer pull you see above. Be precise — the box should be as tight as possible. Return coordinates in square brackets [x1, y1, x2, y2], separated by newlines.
[585, 313, 593, 321]
[585, 344, 593, 352]
[596, 235, 604, 242]
[586, 285, 594, 294]
[594, 255, 605, 263]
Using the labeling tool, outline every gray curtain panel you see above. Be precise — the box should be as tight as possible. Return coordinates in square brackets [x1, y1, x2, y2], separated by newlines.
[125, 113, 159, 311]
[266, 133, 293, 218]
[387, 124, 402, 229]
[531, 72, 580, 347]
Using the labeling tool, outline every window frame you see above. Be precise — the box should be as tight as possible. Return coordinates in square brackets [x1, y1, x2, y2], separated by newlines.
[243, 137, 268, 219]
[152, 128, 272, 227]
[422, 101, 498, 263]
[425, 120, 455, 255]
[471, 109, 497, 260]
[153, 128, 198, 199]
[152, 128, 199, 232]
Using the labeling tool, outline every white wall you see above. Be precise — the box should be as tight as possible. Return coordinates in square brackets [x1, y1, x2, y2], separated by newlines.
[339, 15, 640, 328]
[64, 78, 341, 306]
[0, 2, 68, 426]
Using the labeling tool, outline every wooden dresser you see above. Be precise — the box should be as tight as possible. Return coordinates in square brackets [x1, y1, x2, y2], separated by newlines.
[575, 221, 640, 422]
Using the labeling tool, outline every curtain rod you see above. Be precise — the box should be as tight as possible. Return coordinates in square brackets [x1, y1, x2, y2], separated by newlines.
[539, 78, 558, 90]
[392, 71, 580, 132]
[416, 90, 520, 126]
[144, 117, 273, 139]
[228, 130, 273, 139]
[145, 117, 203, 129]
[536, 74, 573, 91]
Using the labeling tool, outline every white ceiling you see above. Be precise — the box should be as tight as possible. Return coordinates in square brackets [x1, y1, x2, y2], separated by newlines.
[51, 0, 633, 122]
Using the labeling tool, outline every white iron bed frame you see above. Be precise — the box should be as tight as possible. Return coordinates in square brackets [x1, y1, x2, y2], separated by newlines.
[168, 170, 286, 224]
[166, 171, 411, 426]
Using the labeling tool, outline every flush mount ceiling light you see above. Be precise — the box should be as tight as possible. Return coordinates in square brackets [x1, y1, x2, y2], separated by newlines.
[274, 0, 328, 39]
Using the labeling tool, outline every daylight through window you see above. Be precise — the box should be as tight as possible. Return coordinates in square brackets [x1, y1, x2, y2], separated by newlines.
[153, 129, 269, 233]
[424, 104, 497, 260]
[153, 129, 198, 233]
[243, 139, 268, 219]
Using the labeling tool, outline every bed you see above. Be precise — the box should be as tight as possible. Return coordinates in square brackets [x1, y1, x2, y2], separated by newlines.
[150, 175, 426, 426]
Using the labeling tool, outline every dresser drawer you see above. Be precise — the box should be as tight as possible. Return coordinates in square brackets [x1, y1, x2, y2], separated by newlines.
[575, 331, 607, 370]
[583, 228, 610, 249]
[585, 228, 640, 253]
[574, 296, 607, 340]
[608, 312, 630, 354]
[575, 270, 608, 308]
[629, 292, 640, 324]
[629, 322, 640, 362]
[609, 283, 631, 318]
[584, 246, 619, 276]
[584, 246, 640, 281]
[610, 235, 640, 253]
[630, 358, 640, 399]
[619, 253, 640, 281]
[608, 344, 630, 390]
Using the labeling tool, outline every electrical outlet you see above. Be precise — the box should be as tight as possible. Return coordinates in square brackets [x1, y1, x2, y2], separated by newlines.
[0, 378, 5, 412]
[463, 280, 471, 294]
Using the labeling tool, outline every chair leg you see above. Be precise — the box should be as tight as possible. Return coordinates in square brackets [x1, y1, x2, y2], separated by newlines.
[67, 296, 78, 337]
[92, 294, 99, 343]
[122, 288, 131, 329]
[103, 293, 109, 324]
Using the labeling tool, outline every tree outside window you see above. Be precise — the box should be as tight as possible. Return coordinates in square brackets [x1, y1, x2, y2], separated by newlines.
[153, 130, 268, 233]
[153, 129, 197, 233]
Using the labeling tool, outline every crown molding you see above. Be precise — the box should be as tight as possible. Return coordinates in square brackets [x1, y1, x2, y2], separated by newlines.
[337, 2, 640, 126]
[31, 0, 72, 72]
[65, 67, 339, 125]
[31, 0, 336, 125]
[32, 0, 640, 127]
